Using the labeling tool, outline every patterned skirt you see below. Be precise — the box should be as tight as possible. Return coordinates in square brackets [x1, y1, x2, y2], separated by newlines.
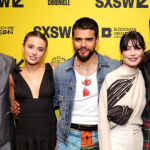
[56, 128, 99, 150]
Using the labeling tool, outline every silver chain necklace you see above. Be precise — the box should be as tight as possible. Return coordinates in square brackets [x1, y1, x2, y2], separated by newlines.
[75, 55, 98, 71]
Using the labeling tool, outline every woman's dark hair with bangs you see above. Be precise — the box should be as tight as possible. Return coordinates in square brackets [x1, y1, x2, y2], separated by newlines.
[72, 17, 99, 38]
[120, 31, 145, 53]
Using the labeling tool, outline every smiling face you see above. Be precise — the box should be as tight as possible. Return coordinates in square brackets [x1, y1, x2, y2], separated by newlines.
[22, 36, 46, 65]
[121, 40, 144, 69]
[72, 29, 99, 62]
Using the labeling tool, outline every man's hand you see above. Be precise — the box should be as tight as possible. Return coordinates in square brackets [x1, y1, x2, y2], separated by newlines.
[10, 101, 20, 116]
[50, 63, 56, 71]
[103, 55, 110, 59]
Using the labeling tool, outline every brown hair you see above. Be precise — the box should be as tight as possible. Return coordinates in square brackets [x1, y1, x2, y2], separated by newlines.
[23, 31, 48, 49]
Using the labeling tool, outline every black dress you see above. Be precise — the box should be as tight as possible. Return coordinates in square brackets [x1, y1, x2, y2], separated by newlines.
[11, 63, 57, 150]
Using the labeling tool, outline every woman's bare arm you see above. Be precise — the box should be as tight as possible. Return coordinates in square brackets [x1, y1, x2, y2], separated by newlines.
[9, 74, 20, 116]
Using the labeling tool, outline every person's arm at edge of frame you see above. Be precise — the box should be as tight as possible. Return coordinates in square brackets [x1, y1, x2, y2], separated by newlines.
[98, 78, 112, 150]
[9, 74, 20, 116]
[53, 65, 59, 110]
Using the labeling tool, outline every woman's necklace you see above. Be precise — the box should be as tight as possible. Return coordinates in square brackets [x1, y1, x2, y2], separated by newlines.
[75, 55, 98, 71]
[32, 80, 37, 83]
[24, 71, 39, 84]
[31, 72, 40, 83]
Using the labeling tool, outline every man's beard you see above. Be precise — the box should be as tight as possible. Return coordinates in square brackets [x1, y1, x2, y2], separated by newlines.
[75, 47, 95, 62]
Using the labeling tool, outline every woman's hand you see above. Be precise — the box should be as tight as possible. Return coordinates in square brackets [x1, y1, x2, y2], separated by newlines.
[10, 101, 20, 116]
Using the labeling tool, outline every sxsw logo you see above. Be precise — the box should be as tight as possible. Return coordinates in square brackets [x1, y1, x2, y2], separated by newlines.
[96, 0, 148, 8]
[34, 26, 72, 38]
[102, 28, 112, 38]
[0, 0, 24, 8]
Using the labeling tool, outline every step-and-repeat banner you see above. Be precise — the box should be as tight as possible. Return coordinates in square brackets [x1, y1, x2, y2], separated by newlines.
[0, 0, 150, 63]
[0, 0, 150, 115]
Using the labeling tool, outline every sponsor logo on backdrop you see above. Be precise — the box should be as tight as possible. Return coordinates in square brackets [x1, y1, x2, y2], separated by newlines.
[0, 26, 15, 35]
[0, 0, 24, 8]
[102, 27, 137, 38]
[34, 26, 72, 38]
[51, 56, 66, 65]
[14, 57, 65, 67]
[95, 0, 148, 8]
[102, 28, 112, 38]
[48, 0, 70, 5]
[34, 26, 137, 39]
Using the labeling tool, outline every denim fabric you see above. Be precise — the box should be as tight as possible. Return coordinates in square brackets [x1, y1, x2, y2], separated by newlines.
[53, 52, 120, 144]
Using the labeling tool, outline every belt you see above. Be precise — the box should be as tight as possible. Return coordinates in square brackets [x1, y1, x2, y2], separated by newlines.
[70, 123, 97, 131]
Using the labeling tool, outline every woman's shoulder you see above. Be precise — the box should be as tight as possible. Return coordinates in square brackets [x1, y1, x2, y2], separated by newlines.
[105, 67, 120, 79]
[45, 63, 55, 72]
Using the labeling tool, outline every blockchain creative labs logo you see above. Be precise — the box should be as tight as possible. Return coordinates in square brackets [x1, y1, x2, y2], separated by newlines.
[0, 26, 15, 35]
[102, 27, 137, 38]
[113, 27, 137, 38]
[34, 26, 72, 38]
[51, 56, 66, 65]
[95, 0, 148, 8]
[48, 0, 70, 6]
[0, 0, 24, 8]
[102, 28, 112, 38]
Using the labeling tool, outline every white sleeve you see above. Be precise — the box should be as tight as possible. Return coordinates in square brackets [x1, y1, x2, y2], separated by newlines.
[98, 78, 112, 150]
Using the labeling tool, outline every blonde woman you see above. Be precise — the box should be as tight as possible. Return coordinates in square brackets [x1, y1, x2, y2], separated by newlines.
[9, 31, 57, 150]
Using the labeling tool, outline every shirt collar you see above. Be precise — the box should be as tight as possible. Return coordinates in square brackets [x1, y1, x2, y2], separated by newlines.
[65, 51, 109, 71]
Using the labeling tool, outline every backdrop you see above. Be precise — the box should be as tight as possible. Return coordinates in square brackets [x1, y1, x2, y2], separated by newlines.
[0, 0, 150, 116]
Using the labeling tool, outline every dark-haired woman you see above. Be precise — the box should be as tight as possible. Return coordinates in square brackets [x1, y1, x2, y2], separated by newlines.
[98, 31, 146, 150]
[9, 31, 57, 150]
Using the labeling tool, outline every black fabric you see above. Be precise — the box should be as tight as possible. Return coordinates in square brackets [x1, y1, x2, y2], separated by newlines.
[11, 63, 57, 150]
[146, 58, 150, 77]
[141, 66, 150, 90]
[107, 78, 134, 125]
[141, 50, 150, 90]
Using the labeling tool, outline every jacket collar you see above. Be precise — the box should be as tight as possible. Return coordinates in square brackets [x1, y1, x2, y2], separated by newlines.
[65, 51, 109, 71]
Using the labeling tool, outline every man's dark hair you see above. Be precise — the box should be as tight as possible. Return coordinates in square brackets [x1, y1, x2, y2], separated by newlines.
[72, 17, 99, 38]
[120, 31, 145, 53]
